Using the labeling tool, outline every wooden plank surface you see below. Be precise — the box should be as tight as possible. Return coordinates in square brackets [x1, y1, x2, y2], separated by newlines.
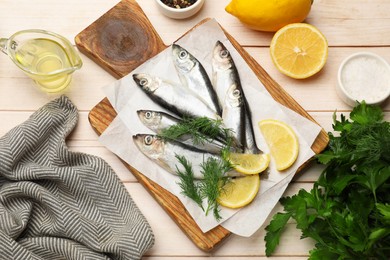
[76, 0, 329, 252]
[1, 0, 389, 258]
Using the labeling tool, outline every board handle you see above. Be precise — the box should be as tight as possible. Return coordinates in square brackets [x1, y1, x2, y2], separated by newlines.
[75, 0, 167, 79]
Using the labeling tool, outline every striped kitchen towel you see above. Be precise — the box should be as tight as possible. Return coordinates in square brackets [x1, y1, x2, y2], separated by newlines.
[0, 96, 154, 260]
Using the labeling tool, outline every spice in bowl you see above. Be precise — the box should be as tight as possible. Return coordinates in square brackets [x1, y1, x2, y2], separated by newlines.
[161, 0, 197, 9]
[155, 0, 205, 19]
[337, 52, 390, 106]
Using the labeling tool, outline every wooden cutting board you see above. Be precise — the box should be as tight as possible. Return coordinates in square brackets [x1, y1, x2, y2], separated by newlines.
[75, 0, 329, 252]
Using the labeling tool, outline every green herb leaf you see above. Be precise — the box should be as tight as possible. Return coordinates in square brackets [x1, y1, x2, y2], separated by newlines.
[264, 212, 292, 256]
[166, 117, 234, 221]
[264, 102, 390, 258]
[350, 101, 383, 125]
[200, 157, 231, 221]
[315, 150, 337, 165]
[376, 203, 390, 231]
[175, 155, 204, 210]
[159, 116, 231, 146]
[368, 228, 390, 242]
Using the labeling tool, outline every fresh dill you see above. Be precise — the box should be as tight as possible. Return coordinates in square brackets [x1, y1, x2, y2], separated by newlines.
[200, 157, 232, 221]
[159, 116, 232, 145]
[166, 117, 235, 221]
[175, 155, 204, 211]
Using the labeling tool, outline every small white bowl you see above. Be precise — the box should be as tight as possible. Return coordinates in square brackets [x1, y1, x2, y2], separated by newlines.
[155, 0, 205, 19]
[337, 52, 390, 106]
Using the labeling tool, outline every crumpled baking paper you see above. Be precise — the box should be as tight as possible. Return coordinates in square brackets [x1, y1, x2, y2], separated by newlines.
[98, 19, 321, 236]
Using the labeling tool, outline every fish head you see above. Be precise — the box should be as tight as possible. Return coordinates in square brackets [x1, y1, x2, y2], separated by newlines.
[137, 110, 162, 131]
[133, 73, 160, 93]
[133, 134, 165, 159]
[172, 44, 196, 73]
[225, 84, 243, 108]
[212, 41, 233, 71]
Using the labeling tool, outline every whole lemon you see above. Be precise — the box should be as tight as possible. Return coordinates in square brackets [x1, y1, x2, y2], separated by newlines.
[225, 0, 313, 32]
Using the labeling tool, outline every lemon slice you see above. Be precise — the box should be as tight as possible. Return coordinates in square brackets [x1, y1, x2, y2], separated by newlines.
[258, 119, 299, 171]
[270, 23, 328, 79]
[217, 175, 260, 209]
[229, 153, 270, 175]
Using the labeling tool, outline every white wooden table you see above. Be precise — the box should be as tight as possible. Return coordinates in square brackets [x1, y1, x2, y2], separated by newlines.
[1, 0, 389, 258]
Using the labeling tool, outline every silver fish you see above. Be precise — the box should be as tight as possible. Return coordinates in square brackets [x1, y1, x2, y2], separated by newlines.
[212, 41, 234, 109]
[212, 41, 261, 154]
[172, 44, 222, 116]
[222, 84, 245, 149]
[136, 109, 224, 154]
[137, 109, 180, 133]
[242, 107, 261, 154]
[133, 73, 219, 120]
[133, 134, 243, 179]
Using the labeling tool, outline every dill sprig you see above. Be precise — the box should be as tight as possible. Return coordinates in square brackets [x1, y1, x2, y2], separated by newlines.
[166, 116, 236, 221]
[175, 153, 234, 221]
[159, 116, 232, 145]
[200, 157, 232, 221]
[175, 155, 204, 210]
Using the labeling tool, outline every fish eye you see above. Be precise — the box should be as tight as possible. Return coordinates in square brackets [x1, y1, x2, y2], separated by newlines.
[140, 78, 148, 86]
[220, 49, 229, 58]
[179, 50, 188, 59]
[145, 111, 152, 119]
[144, 135, 154, 145]
[233, 89, 241, 97]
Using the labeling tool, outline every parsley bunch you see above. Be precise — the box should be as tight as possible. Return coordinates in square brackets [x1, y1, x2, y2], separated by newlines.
[265, 102, 390, 259]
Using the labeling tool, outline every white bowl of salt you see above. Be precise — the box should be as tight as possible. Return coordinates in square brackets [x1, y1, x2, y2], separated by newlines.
[337, 52, 390, 106]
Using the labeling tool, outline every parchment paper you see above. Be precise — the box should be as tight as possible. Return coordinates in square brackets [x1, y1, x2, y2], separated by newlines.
[98, 19, 322, 236]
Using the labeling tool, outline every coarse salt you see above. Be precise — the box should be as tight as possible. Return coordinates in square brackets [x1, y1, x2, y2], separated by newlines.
[339, 53, 390, 104]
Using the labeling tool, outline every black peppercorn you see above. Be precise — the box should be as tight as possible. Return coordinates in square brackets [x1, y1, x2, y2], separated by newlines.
[161, 0, 197, 9]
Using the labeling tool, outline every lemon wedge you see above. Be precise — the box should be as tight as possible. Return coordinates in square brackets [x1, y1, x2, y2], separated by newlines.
[217, 175, 260, 209]
[228, 153, 270, 175]
[270, 23, 328, 79]
[258, 119, 299, 171]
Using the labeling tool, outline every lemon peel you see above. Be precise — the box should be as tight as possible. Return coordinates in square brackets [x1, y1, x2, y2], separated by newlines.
[225, 0, 313, 32]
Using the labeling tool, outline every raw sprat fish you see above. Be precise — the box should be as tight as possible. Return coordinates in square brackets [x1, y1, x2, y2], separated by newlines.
[212, 41, 235, 109]
[172, 44, 222, 116]
[222, 84, 246, 149]
[137, 109, 180, 133]
[212, 41, 261, 154]
[133, 41, 263, 179]
[137, 109, 225, 154]
[133, 134, 244, 180]
[133, 73, 220, 120]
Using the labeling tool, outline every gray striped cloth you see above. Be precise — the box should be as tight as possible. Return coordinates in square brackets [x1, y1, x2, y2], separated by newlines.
[0, 96, 154, 259]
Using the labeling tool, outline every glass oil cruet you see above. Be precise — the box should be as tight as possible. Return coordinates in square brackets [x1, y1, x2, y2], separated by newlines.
[0, 29, 83, 93]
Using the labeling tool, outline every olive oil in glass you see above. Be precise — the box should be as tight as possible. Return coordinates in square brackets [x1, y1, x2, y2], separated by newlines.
[15, 38, 73, 92]
[0, 29, 82, 93]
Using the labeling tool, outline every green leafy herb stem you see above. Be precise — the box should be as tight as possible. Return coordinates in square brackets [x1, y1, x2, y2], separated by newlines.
[162, 117, 234, 221]
[175, 155, 204, 211]
[159, 116, 231, 146]
[200, 157, 232, 221]
[265, 102, 390, 259]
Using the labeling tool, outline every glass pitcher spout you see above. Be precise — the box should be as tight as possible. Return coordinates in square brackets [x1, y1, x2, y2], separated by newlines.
[0, 38, 8, 54]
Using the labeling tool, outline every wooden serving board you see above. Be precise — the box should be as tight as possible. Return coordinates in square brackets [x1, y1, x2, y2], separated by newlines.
[75, 0, 329, 252]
